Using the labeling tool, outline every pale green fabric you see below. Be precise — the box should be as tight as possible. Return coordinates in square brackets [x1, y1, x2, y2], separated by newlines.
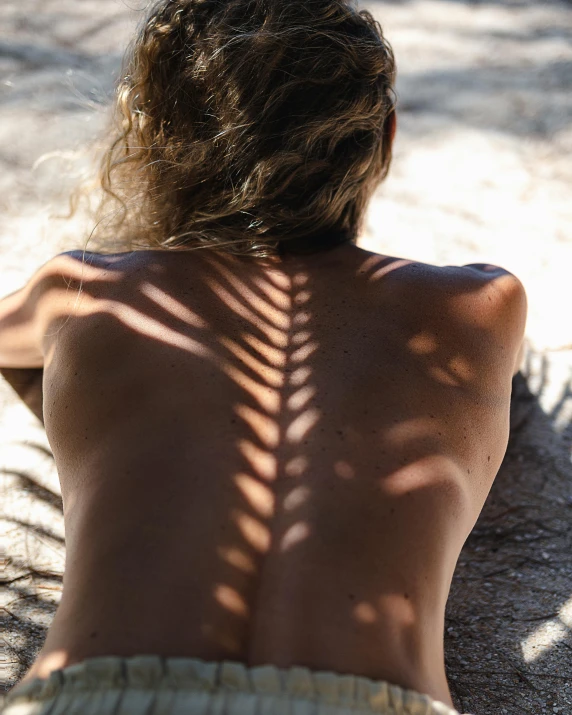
[2, 656, 462, 715]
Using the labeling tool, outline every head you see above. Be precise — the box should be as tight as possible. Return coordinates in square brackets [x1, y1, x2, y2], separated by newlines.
[95, 0, 397, 256]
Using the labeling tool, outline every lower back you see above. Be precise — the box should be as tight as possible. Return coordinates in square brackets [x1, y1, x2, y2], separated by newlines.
[36, 448, 462, 705]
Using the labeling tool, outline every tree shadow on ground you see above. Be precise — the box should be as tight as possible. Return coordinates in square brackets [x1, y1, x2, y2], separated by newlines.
[0, 40, 121, 112]
[1, 2, 572, 141]
[375, 0, 570, 8]
[395, 60, 572, 140]
[0, 369, 63, 691]
[368, 0, 572, 141]
[1, 466, 64, 691]
[446, 352, 572, 715]
[0, 5, 127, 111]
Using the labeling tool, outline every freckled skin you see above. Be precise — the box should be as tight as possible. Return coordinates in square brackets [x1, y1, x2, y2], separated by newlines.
[13, 244, 525, 707]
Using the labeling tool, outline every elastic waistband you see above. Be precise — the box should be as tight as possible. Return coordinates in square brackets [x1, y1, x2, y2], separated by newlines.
[4, 655, 461, 715]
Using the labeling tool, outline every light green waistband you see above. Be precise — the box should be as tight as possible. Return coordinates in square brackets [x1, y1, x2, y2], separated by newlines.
[4, 655, 462, 715]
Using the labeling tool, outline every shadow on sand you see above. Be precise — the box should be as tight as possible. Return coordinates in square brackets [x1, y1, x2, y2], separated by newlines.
[1, 1, 572, 143]
[446, 358, 572, 714]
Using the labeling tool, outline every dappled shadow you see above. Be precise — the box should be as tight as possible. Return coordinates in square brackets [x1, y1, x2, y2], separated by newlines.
[0, 4, 127, 112]
[1, 247, 527, 708]
[0, 41, 121, 112]
[6, 470, 62, 511]
[1, 457, 64, 689]
[2, 0, 572, 137]
[396, 60, 572, 140]
[1, 250, 570, 715]
[2, 564, 62, 690]
[0, 366, 62, 687]
[372, 0, 570, 8]
[0, 40, 99, 69]
[367, 0, 572, 143]
[2, 2, 571, 711]
[446, 354, 572, 714]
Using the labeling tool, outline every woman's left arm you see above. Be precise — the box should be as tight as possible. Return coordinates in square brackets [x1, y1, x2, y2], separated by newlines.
[0, 367, 44, 424]
[0, 280, 47, 369]
[0, 253, 84, 369]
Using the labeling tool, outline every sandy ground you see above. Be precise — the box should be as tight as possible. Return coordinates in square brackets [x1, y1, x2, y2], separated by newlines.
[1, 1, 571, 713]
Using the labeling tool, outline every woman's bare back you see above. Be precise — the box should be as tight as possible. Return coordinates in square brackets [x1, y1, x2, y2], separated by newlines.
[17, 243, 526, 707]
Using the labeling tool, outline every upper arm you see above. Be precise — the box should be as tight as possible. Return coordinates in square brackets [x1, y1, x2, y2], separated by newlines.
[0, 252, 87, 368]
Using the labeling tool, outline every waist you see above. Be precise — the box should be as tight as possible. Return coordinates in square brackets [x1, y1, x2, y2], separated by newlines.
[32, 584, 452, 708]
[6, 655, 462, 715]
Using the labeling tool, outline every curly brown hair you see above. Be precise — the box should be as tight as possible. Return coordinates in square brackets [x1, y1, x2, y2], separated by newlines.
[91, 0, 397, 257]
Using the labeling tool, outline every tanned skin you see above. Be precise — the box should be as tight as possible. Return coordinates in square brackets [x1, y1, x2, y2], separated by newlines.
[0, 240, 526, 709]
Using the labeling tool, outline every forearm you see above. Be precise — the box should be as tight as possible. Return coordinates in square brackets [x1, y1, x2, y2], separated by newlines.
[0, 286, 45, 368]
[0, 282, 46, 421]
[0, 253, 85, 369]
[0, 367, 45, 424]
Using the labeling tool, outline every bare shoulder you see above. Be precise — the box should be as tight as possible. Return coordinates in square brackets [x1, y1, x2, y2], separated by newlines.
[25, 250, 130, 291]
[400, 259, 525, 313]
[384, 259, 526, 314]
[0, 251, 134, 368]
[32, 250, 139, 301]
[382, 259, 527, 376]
[19, 250, 139, 337]
[444, 262, 527, 335]
[43, 250, 133, 277]
[450, 263, 527, 377]
[454, 262, 527, 303]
